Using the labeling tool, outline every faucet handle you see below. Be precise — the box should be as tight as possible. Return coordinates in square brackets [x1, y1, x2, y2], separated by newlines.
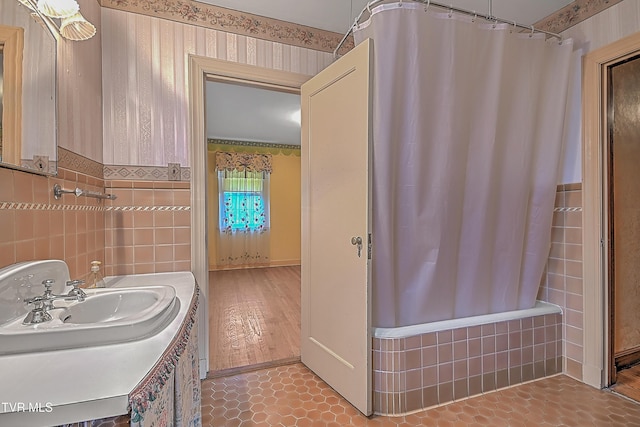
[42, 279, 55, 290]
[66, 280, 87, 301]
[65, 280, 85, 288]
[24, 295, 46, 305]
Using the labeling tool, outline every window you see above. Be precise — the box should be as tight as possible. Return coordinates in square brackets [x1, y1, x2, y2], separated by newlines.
[219, 172, 267, 231]
[215, 152, 272, 266]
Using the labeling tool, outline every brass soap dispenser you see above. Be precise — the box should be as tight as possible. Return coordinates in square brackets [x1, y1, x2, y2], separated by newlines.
[90, 260, 106, 288]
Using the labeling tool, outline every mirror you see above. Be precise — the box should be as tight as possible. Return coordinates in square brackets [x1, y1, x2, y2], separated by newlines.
[0, 1, 56, 175]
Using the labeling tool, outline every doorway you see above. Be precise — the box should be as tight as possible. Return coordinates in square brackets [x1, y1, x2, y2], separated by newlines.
[607, 53, 640, 399]
[206, 80, 302, 375]
[188, 55, 309, 377]
[206, 79, 302, 375]
[582, 33, 640, 391]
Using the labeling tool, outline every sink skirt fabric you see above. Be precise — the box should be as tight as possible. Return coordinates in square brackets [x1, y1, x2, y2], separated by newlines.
[175, 317, 202, 426]
[129, 285, 201, 426]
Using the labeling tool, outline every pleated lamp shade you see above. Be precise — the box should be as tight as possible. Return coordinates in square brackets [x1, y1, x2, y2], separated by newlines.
[60, 12, 96, 41]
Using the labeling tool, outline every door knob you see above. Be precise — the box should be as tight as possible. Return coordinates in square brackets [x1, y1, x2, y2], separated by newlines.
[351, 236, 363, 257]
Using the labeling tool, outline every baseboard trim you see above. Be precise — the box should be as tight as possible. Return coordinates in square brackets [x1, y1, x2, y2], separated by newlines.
[615, 347, 640, 370]
[209, 262, 301, 272]
[582, 363, 603, 388]
[200, 358, 208, 380]
[206, 356, 301, 379]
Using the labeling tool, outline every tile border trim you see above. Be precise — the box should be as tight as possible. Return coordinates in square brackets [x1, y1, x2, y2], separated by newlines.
[0, 202, 103, 211]
[554, 207, 582, 212]
[58, 147, 104, 179]
[20, 159, 57, 175]
[103, 165, 191, 181]
[105, 206, 191, 211]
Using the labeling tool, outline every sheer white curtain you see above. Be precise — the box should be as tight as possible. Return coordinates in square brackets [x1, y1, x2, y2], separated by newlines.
[354, 3, 573, 327]
[215, 152, 271, 267]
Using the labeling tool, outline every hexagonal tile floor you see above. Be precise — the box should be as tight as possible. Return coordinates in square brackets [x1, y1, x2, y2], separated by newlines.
[90, 362, 640, 426]
[201, 363, 640, 426]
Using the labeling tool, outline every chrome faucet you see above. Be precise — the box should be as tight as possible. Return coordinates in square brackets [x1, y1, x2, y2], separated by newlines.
[23, 279, 87, 325]
[64, 280, 87, 302]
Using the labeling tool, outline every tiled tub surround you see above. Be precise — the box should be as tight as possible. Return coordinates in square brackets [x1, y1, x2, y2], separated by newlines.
[373, 306, 563, 416]
[372, 183, 582, 416]
[104, 180, 191, 277]
[0, 166, 105, 280]
[538, 183, 583, 380]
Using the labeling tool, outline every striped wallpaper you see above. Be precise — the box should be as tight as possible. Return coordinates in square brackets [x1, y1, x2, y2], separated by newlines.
[101, 8, 332, 167]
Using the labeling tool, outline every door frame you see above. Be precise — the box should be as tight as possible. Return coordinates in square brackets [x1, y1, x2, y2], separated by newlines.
[583, 31, 640, 388]
[188, 55, 309, 376]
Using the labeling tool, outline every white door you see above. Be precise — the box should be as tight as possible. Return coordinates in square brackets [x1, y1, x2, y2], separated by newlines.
[300, 39, 372, 415]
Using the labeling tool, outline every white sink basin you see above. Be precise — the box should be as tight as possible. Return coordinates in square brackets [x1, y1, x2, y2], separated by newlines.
[0, 260, 180, 355]
[60, 287, 175, 324]
[0, 284, 179, 355]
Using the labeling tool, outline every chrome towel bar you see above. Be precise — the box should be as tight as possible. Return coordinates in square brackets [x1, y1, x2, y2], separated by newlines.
[53, 184, 117, 200]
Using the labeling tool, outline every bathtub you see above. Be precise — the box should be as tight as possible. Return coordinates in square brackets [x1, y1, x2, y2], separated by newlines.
[372, 301, 563, 415]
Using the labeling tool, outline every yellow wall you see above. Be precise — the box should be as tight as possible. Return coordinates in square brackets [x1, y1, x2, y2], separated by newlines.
[270, 154, 302, 265]
[207, 145, 301, 270]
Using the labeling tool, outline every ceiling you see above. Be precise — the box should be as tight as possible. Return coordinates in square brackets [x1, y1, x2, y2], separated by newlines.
[197, 0, 575, 34]
[206, 81, 301, 145]
[203, 0, 576, 146]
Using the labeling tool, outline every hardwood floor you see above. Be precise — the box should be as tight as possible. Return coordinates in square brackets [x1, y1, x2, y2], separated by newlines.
[613, 364, 640, 402]
[208, 266, 301, 376]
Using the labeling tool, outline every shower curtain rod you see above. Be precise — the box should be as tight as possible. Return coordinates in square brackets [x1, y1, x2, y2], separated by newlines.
[333, 0, 563, 58]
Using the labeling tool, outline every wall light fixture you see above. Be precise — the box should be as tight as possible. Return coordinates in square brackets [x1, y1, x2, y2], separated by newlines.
[17, 0, 96, 41]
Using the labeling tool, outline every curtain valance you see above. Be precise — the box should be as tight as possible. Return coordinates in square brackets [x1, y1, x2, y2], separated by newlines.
[215, 152, 273, 173]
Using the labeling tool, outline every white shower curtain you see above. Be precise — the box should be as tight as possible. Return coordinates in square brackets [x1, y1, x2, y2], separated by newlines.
[353, 3, 573, 327]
